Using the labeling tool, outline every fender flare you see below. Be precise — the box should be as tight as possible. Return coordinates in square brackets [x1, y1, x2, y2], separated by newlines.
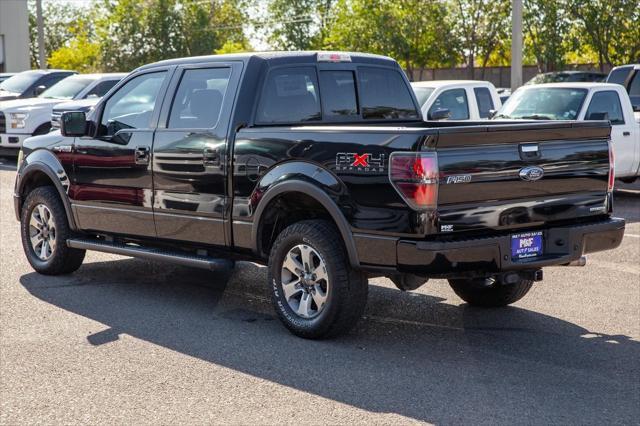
[16, 155, 77, 231]
[251, 180, 360, 268]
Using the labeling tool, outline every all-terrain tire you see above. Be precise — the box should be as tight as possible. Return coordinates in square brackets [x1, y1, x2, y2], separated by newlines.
[20, 186, 85, 275]
[268, 220, 368, 339]
[448, 277, 533, 307]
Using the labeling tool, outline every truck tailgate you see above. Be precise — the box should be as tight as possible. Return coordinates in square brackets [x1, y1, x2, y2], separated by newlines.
[433, 121, 611, 233]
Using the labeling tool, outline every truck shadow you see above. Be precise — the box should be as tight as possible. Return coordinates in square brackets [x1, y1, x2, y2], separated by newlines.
[20, 259, 639, 424]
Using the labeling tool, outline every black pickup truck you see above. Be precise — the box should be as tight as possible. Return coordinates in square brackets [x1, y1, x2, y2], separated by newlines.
[14, 52, 624, 338]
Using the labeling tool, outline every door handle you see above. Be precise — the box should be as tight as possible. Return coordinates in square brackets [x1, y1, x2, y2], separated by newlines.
[135, 146, 150, 165]
[203, 147, 220, 166]
[623, 131, 631, 136]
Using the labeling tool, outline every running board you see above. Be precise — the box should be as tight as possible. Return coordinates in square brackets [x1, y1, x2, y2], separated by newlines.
[66, 238, 234, 271]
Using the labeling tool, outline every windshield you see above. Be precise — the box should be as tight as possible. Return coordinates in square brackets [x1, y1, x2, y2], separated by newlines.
[413, 87, 435, 107]
[0, 71, 42, 93]
[496, 87, 588, 120]
[39, 77, 94, 100]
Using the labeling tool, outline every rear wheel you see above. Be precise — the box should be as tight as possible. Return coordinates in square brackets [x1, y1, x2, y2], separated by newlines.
[448, 277, 533, 307]
[20, 186, 85, 275]
[268, 220, 368, 339]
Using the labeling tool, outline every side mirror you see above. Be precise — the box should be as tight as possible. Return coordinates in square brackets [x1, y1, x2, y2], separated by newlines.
[34, 85, 47, 96]
[586, 112, 609, 121]
[60, 111, 87, 137]
[428, 108, 451, 120]
[488, 109, 498, 119]
[633, 104, 640, 112]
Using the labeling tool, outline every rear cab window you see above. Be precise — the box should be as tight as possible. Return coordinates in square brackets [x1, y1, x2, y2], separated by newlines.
[474, 87, 495, 118]
[255, 61, 419, 125]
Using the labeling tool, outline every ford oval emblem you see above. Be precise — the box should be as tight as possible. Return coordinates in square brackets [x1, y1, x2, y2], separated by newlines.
[519, 166, 544, 181]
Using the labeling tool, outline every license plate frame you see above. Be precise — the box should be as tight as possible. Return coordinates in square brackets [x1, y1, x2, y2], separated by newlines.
[511, 231, 544, 261]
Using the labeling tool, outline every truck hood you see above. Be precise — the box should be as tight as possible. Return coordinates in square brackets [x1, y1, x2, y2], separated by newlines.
[22, 130, 69, 151]
[0, 97, 64, 113]
[52, 98, 99, 113]
[0, 89, 20, 102]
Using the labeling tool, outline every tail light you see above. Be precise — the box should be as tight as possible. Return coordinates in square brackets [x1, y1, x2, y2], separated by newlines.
[389, 152, 438, 210]
[607, 140, 615, 192]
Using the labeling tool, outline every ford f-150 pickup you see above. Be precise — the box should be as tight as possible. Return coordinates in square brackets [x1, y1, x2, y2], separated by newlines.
[14, 52, 625, 338]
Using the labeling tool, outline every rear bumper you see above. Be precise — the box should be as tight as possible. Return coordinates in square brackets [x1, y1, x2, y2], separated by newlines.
[385, 218, 625, 276]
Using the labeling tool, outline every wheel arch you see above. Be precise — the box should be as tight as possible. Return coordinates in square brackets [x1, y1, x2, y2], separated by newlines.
[251, 180, 359, 268]
[16, 152, 77, 230]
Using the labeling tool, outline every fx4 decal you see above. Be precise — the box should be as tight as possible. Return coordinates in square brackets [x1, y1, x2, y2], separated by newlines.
[336, 153, 385, 172]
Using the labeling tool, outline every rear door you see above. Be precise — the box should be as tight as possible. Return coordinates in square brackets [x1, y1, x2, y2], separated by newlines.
[71, 69, 171, 237]
[151, 62, 242, 247]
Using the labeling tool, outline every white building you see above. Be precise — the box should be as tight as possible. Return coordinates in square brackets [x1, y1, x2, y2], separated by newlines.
[0, 0, 30, 72]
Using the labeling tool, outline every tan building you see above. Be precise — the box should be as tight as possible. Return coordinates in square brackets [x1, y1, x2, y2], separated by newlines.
[0, 0, 30, 72]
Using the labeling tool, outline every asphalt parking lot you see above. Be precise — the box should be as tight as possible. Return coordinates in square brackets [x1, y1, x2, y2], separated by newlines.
[0, 157, 638, 425]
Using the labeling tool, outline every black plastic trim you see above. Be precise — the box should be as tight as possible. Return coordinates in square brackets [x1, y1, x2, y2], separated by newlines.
[250, 180, 360, 267]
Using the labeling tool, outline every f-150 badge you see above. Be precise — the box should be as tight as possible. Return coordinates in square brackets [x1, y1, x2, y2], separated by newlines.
[336, 153, 385, 172]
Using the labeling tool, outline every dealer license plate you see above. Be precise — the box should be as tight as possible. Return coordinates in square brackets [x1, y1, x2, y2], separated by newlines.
[511, 231, 543, 260]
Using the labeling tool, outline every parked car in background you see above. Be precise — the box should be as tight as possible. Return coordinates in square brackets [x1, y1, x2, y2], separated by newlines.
[524, 71, 607, 86]
[496, 87, 511, 103]
[525, 71, 606, 86]
[496, 83, 640, 182]
[0, 73, 125, 150]
[0, 69, 76, 102]
[606, 64, 640, 122]
[51, 98, 102, 129]
[0, 73, 16, 84]
[411, 80, 502, 120]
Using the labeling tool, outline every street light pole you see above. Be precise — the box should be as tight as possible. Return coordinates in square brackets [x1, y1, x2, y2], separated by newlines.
[36, 0, 46, 69]
[511, 0, 523, 90]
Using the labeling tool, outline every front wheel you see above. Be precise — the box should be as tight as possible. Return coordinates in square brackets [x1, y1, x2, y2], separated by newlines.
[20, 186, 85, 275]
[268, 220, 368, 339]
[448, 277, 533, 307]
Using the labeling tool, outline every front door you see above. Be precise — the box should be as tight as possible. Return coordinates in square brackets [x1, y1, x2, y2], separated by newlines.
[151, 62, 241, 246]
[584, 89, 636, 176]
[71, 70, 170, 237]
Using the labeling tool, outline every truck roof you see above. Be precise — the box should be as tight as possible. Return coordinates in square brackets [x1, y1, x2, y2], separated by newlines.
[519, 82, 623, 90]
[411, 80, 495, 89]
[136, 51, 398, 72]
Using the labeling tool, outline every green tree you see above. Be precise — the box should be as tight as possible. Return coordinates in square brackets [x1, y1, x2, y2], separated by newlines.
[95, 0, 250, 72]
[523, 0, 572, 72]
[450, 0, 511, 79]
[324, 0, 458, 80]
[571, 0, 640, 69]
[265, 0, 334, 50]
[48, 26, 101, 72]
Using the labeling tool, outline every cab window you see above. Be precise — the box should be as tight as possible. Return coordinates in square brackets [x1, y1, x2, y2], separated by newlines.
[430, 88, 470, 120]
[585, 91, 624, 125]
[85, 80, 120, 98]
[100, 71, 167, 136]
[474, 87, 494, 118]
[168, 67, 231, 129]
[256, 67, 321, 124]
[319, 70, 358, 119]
[358, 67, 419, 120]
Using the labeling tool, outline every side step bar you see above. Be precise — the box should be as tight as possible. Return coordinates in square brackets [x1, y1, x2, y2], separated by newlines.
[67, 238, 234, 271]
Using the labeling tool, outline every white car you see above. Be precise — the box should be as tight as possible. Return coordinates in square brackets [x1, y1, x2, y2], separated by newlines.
[496, 83, 640, 182]
[411, 80, 502, 120]
[0, 73, 125, 150]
